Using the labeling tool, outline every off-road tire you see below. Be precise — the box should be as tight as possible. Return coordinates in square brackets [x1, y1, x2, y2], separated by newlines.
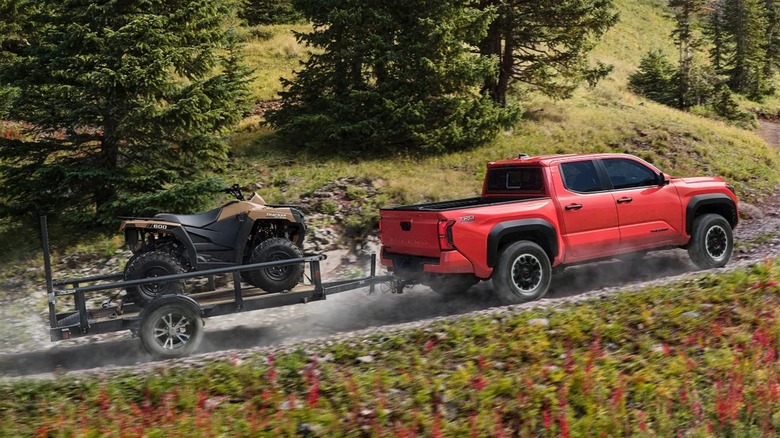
[688, 213, 733, 269]
[239, 270, 253, 286]
[246, 237, 304, 292]
[426, 275, 479, 296]
[492, 241, 552, 304]
[125, 250, 186, 307]
[140, 302, 203, 359]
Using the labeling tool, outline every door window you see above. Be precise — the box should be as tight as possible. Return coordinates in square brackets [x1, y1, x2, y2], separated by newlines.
[602, 158, 658, 189]
[560, 161, 602, 193]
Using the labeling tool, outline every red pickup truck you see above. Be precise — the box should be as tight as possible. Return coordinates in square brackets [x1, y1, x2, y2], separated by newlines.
[379, 153, 738, 303]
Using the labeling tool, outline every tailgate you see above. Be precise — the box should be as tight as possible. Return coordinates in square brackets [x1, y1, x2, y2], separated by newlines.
[380, 209, 442, 258]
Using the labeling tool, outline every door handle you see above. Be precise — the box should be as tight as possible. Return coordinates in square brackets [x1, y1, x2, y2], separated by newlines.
[616, 197, 633, 204]
[565, 203, 583, 211]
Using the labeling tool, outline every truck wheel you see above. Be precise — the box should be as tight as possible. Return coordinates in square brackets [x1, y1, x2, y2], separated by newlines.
[426, 275, 479, 296]
[247, 237, 304, 292]
[140, 301, 203, 359]
[688, 214, 733, 269]
[492, 241, 551, 304]
[125, 251, 186, 307]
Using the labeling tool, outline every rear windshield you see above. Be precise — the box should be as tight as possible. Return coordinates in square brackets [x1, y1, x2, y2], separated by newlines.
[485, 166, 545, 195]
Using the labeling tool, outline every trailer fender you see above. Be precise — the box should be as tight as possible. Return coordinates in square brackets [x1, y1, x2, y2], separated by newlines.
[140, 294, 203, 320]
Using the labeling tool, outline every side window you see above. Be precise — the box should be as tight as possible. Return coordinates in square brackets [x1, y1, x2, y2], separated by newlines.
[602, 158, 658, 189]
[560, 161, 602, 193]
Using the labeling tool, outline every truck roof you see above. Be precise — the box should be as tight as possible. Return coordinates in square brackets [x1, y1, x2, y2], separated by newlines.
[488, 153, 639, 168]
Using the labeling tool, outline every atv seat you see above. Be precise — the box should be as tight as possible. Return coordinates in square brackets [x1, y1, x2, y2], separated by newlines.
[155, 207, 224, 228]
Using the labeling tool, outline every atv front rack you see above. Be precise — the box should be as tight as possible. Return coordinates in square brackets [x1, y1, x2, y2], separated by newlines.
[39, 216, 394, 356]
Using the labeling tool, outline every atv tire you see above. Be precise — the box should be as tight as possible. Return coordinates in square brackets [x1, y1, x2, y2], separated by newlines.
[125, 250, 186, 307]
[246, 237, 304, 293]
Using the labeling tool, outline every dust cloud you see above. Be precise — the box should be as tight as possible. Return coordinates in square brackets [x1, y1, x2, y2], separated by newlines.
[0, 250, 696, 377]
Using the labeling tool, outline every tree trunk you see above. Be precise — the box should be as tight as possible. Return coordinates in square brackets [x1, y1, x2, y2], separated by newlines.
[480, 23, 503, 103]
[495, 32, 514, 107]
[96, 117, 118, 212]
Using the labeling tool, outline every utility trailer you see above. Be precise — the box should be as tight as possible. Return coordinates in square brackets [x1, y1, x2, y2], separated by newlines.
[39, 217, 394, 359]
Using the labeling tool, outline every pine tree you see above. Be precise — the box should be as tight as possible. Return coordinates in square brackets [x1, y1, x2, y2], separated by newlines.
[0, 0, 250, 224]
[267, 0, 517, 154]
[765, 0, 780, 76]
[721, 0, 769, 97]
[704, 0, 731, 74]
[712, 83, 755, 125]
[478, 0, 619, 105]
[241, 0, 303, 25]
[669, 0, 707, 108]
[628, 50, 678, 106]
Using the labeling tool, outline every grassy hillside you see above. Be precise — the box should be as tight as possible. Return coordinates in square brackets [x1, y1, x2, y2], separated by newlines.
[230, 0, 780, 208]
[2, 0, 779, 278]
[4, 258, 780, 436]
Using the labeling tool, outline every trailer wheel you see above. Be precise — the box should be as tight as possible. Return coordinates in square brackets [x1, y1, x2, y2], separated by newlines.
[246, 237, 304, 292]
[426, 275, 479, 296]
[140, 301, 203, 359]
[492, 241, 551, 304]
[125, 250, 186, 307]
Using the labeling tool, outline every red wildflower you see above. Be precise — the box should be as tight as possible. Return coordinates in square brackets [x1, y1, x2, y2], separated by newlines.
[471, 375, 487, 391]
[470, 412, 478, 438]
[542, 403, 552, 429]
[423, 339, 436, 354]
[495, 412, 505, 438]
[637, 410, 647, 432]
[432, 413, 442, 438]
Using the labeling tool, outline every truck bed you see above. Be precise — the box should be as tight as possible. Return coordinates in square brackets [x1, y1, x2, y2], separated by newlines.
[382, 196, 545, 212]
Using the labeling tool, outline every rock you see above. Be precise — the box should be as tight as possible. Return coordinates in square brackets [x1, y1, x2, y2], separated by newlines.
[681, 311, 701, 319]
[649, 344, 665, 353]
[739, 203, 764, 220]
[527, 318, 550, 327]
[279, 399, 303, 411]
[356, 355, 374, 364]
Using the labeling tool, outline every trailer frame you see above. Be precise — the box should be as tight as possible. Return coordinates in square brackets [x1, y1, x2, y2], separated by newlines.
[39, 216, 394, 358]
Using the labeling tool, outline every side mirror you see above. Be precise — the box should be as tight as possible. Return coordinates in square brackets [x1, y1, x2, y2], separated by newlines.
[658, 172, 670, 186]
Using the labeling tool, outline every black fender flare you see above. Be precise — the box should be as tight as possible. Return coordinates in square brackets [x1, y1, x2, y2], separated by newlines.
[486, 219, 559, 268]
[685, 194, 738, 234]
[232, 212, 307, 263]
[173, 227, 198, 267]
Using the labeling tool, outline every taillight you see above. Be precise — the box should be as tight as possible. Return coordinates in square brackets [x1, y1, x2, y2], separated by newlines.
[438, 219, 456, 250]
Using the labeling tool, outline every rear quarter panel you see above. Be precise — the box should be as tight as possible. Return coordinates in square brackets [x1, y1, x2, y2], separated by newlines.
[448, 198, 561, 278]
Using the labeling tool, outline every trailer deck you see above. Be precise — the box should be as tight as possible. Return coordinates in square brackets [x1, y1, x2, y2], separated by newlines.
[40, 216, 395, 358]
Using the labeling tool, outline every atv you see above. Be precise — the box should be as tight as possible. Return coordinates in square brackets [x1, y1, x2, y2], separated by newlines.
[120, 184, 306, 306]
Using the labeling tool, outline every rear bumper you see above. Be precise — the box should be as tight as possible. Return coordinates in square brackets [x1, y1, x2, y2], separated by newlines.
[381, 248, 475, 275]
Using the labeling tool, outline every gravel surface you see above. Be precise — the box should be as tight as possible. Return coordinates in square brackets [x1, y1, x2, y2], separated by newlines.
[2, 122, 780, 379]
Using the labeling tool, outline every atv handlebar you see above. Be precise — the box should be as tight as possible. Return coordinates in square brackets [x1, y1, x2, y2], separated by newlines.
[224, 184, 245, 201]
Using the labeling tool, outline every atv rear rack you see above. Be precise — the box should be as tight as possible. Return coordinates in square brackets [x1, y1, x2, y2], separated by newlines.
[39, 216, 394, 358]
